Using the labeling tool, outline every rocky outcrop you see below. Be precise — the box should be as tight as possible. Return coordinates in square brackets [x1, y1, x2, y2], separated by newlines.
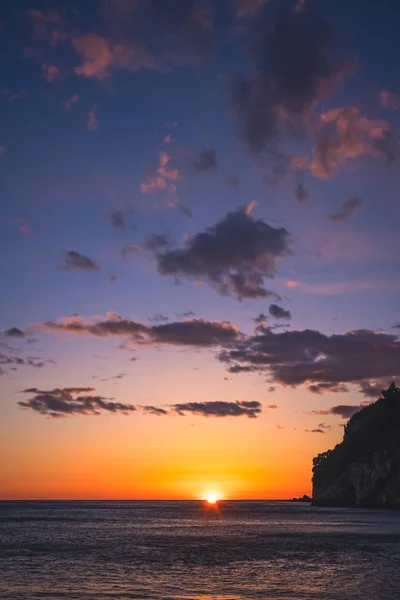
[312, 382, 400, 509]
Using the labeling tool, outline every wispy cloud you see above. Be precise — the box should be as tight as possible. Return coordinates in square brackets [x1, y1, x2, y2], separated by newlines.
[61, 251, 100, 271]
[87, 104, 99, 132]
[327, 197, 363, 222]
[18, 386, 136, 418]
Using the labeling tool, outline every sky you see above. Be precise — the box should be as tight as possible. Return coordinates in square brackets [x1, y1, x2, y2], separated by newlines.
[1, 0, 400, 500]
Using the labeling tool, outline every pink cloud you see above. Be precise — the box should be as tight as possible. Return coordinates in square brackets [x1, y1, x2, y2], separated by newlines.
[41, 64, 60, 82]
[0, 146, 5, 156]
[72, 34, 156, 79]
[380, 90, 399, 111]
[244, 200, 258, 215]
[62, 94, 79, 110]
[310, 107, 391, 179]
[285, 280, 301, 289]
[235, 0, 270, 18]
[26, 8, 71, 45]
[141, 152, 181, 194]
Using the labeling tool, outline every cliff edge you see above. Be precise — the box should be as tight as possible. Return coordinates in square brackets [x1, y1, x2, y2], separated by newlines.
[312, 382, 400, 509]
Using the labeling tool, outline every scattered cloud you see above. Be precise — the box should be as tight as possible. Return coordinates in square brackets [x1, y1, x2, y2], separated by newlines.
[62, 94, 79, 110]
[0, 353, 54, 375]
[172, 400, 262, 418]
[294, 183, 309, 202]
[97, 373, 126, 382]
[310, 107, 392, 179]
[61, 251, 100, 271]
[141, 152, 181, 195]
[72, 34, 155, 79]
[306, 428, 326, 433]
[140, 405, 169, 416]
[26, 8, 72, 45]
[232, 3, 351, 153]
[156, 209, 290, 299]
[269, 304, 292, 320]
[109, 209, 136, 232]
[309, 405, 364, 419]
[220, 328, 400, 394]
[38, 313, 241, 348]
[141, 233, 173, 251]
[4, 328, 25, 338]
[87, 104, 99, 132]
[380, 90, 399, 111]
[41, 64, 60, 82]
[327, 196, 363, 222]
[235, 0, 270, 19]
[193, 148, 218, 172]
[18, 386, 136, 418]
[285, 280, 300, 289]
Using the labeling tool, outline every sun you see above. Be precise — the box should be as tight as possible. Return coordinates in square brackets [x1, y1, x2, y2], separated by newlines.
[205, 492, 219, 504]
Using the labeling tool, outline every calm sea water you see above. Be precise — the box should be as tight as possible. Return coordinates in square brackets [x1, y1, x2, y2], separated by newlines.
[1, 501, 400, 599]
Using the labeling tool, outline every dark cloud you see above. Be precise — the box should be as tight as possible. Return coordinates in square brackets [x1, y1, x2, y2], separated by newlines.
[309, 405, 364, 419]
[149, 314, 169, 323]
[306, 428, 326, 433]
[358, 380, 389, 398]
[327, 196, 363, 222]
[269, 304, 292, 320]
[109, 209, 136, 232]
[220, 327, 400, 393]
[148, 0, 213, 64]
[18, 387, 136, 418]
[62, 251, 99, 271]
[140, 405, 169, 416]
[193, 148, 218, 172]
[232, 2, 350, 153]
[172, 400, 262, 418]
[96, 373, 126, 382]
[39, 314, 240, 348]
[308, 382, 349, 394]
[177, 202, 193, 218]
[23, 386, 95, 394]
[110, 210, 126, 230]
[4, 327, 25, 338]
[142, 233, 173, 251]
[294, 183, 309, 202]
[0, 353, 54, 375]
[148, 319, 240, 347]
[156, 209, 290, 299]
[224, 176, 241, 188]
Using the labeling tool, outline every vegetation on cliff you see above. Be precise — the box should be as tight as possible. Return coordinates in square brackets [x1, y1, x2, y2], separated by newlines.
[312, 382, 400, 508]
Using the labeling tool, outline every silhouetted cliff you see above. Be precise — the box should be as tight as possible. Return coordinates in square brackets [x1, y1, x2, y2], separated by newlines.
[312, 382, 400, 509]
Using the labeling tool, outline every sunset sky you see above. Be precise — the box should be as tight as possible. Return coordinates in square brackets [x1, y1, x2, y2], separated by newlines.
[1, 0, 400, 500]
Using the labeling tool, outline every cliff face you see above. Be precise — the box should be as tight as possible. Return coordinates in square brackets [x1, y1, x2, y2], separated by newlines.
[312, 383, 400, 509]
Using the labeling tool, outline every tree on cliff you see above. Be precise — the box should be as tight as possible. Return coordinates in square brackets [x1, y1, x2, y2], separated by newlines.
[312, 382, 400, 508]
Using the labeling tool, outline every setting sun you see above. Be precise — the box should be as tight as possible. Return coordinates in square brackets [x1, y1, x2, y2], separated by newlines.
[205, 493, 219, 504]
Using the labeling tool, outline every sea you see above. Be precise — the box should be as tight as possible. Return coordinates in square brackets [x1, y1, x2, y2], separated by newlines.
[1, 500, 400, 600]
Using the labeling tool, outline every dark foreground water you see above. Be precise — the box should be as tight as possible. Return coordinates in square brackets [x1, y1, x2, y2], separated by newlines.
[1, 501, 400, 599]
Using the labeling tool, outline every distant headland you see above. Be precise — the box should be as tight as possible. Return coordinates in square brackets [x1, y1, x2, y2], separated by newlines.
[312, 382, 400, 509]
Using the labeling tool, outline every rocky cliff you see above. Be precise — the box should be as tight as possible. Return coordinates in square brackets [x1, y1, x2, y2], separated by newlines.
[312, 382, 400, 509]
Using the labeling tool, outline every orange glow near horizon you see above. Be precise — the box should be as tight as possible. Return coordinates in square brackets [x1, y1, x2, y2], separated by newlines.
[1, 378, 340, 501]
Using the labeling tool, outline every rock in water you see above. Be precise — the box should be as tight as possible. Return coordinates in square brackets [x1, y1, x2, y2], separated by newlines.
[312, 382, 400, 509]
